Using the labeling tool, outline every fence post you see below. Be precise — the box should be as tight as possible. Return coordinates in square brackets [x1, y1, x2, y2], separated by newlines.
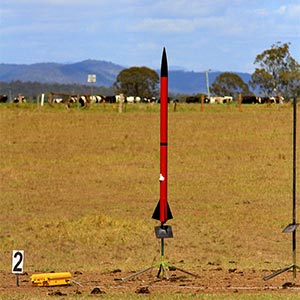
[118, 94, 124, 113]
[238, 93, 242, 112]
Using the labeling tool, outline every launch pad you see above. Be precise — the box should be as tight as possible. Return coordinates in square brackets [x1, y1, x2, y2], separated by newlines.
[121, 225, 198, 281]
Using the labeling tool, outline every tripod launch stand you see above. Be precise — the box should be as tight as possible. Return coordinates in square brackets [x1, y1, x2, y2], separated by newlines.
[263, 97, 299, 281]
[121, 225, 198, 281]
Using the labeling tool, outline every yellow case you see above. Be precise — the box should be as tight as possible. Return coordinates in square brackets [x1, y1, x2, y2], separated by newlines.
[31, 272, 72, 287]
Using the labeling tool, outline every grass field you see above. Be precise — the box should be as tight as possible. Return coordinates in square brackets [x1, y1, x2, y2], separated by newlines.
[0, 102, 299, 299]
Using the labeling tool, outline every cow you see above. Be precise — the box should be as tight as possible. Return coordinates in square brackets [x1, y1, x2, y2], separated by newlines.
[126, 96, 141, 103]
[50, 94, 77, 105]
[270, 96, 284, 104]
[80, 95, 103, 106]
[116, 94, 125, 103]
[69, 96, 78, 103]
[13, 94, 26, 103]
[0, 95, 8, 103]
[89, 95, 105, 103]
[242, 96, 261, 104]
[186, 96, 200, 103]
[103, 94, 124, 103]
[104, 95, 116, 103]
[126, 96, 133, 103]
[78, 95, 90, 107]
[53, 97, 63, 103]
[208, 96, 225, 104]
[215, 96, 225, 104]
[223, 96, 233, 103]
[143, 96, 157, 103]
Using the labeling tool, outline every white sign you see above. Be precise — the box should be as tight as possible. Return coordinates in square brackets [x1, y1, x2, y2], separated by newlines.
[88, 74, 96, 83]
[12, 250, 24, 274]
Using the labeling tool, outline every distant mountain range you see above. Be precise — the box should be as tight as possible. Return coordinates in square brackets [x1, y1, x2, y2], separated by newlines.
[0, 60, 252, 94]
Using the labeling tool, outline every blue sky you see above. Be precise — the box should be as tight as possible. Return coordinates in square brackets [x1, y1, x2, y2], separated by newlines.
[0, 0, 299, 73]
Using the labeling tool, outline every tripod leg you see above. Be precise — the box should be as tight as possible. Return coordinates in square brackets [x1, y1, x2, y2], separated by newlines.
[263, 264, 293, 281]
[162, 263, 169, 279]
[171, 265, 199, 278]
[157, 264, 162, 278]
[121, 266, 154, 281]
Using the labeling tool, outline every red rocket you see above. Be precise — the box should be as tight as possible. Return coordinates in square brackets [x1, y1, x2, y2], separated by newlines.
[152, 47, 173, 224]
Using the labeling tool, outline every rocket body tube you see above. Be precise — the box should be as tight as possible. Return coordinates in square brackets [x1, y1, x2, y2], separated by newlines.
[152, 47, 173, 224]
[160, 48, 168, 224]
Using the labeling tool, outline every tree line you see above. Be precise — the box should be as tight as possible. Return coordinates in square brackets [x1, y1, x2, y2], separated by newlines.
[115, 42, 299, 101]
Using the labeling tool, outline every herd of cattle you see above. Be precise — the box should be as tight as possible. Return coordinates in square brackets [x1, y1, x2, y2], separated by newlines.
[48, 93, 157, 106]
[186, 95, 234, 104]
[0, 93, 287, 105]
[186, 95, 284, 104]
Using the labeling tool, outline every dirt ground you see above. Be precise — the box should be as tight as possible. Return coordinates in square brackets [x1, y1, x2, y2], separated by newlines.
[1, 105, 300, 299]
[1, 267, 300, 297]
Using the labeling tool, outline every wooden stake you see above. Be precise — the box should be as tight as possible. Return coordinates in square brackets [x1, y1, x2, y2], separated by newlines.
[201, 94, 204, 112]
[238, 93, 242, 112]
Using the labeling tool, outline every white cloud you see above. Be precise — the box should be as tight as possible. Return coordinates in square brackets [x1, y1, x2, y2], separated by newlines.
[276, 5, 286, 15]
[132, 18, 197, 33]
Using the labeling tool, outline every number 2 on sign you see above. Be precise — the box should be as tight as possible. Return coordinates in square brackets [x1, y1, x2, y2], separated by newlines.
[12, 250, 24, 274]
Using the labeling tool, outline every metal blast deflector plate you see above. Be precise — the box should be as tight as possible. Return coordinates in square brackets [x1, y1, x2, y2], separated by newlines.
[155, 225, 173, 239]
[282, 223, 300, 233]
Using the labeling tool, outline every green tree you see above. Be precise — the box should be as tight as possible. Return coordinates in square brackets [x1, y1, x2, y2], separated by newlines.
[211, 72, 249, 98]
[114, 66, 159, 97]
[250, 42, 300, 98]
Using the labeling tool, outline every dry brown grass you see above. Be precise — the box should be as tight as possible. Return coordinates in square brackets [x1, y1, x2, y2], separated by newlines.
[0, 103, 299, 278]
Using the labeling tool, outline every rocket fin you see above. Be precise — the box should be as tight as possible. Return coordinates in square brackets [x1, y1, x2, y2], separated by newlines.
[152, 199, 173, 221]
